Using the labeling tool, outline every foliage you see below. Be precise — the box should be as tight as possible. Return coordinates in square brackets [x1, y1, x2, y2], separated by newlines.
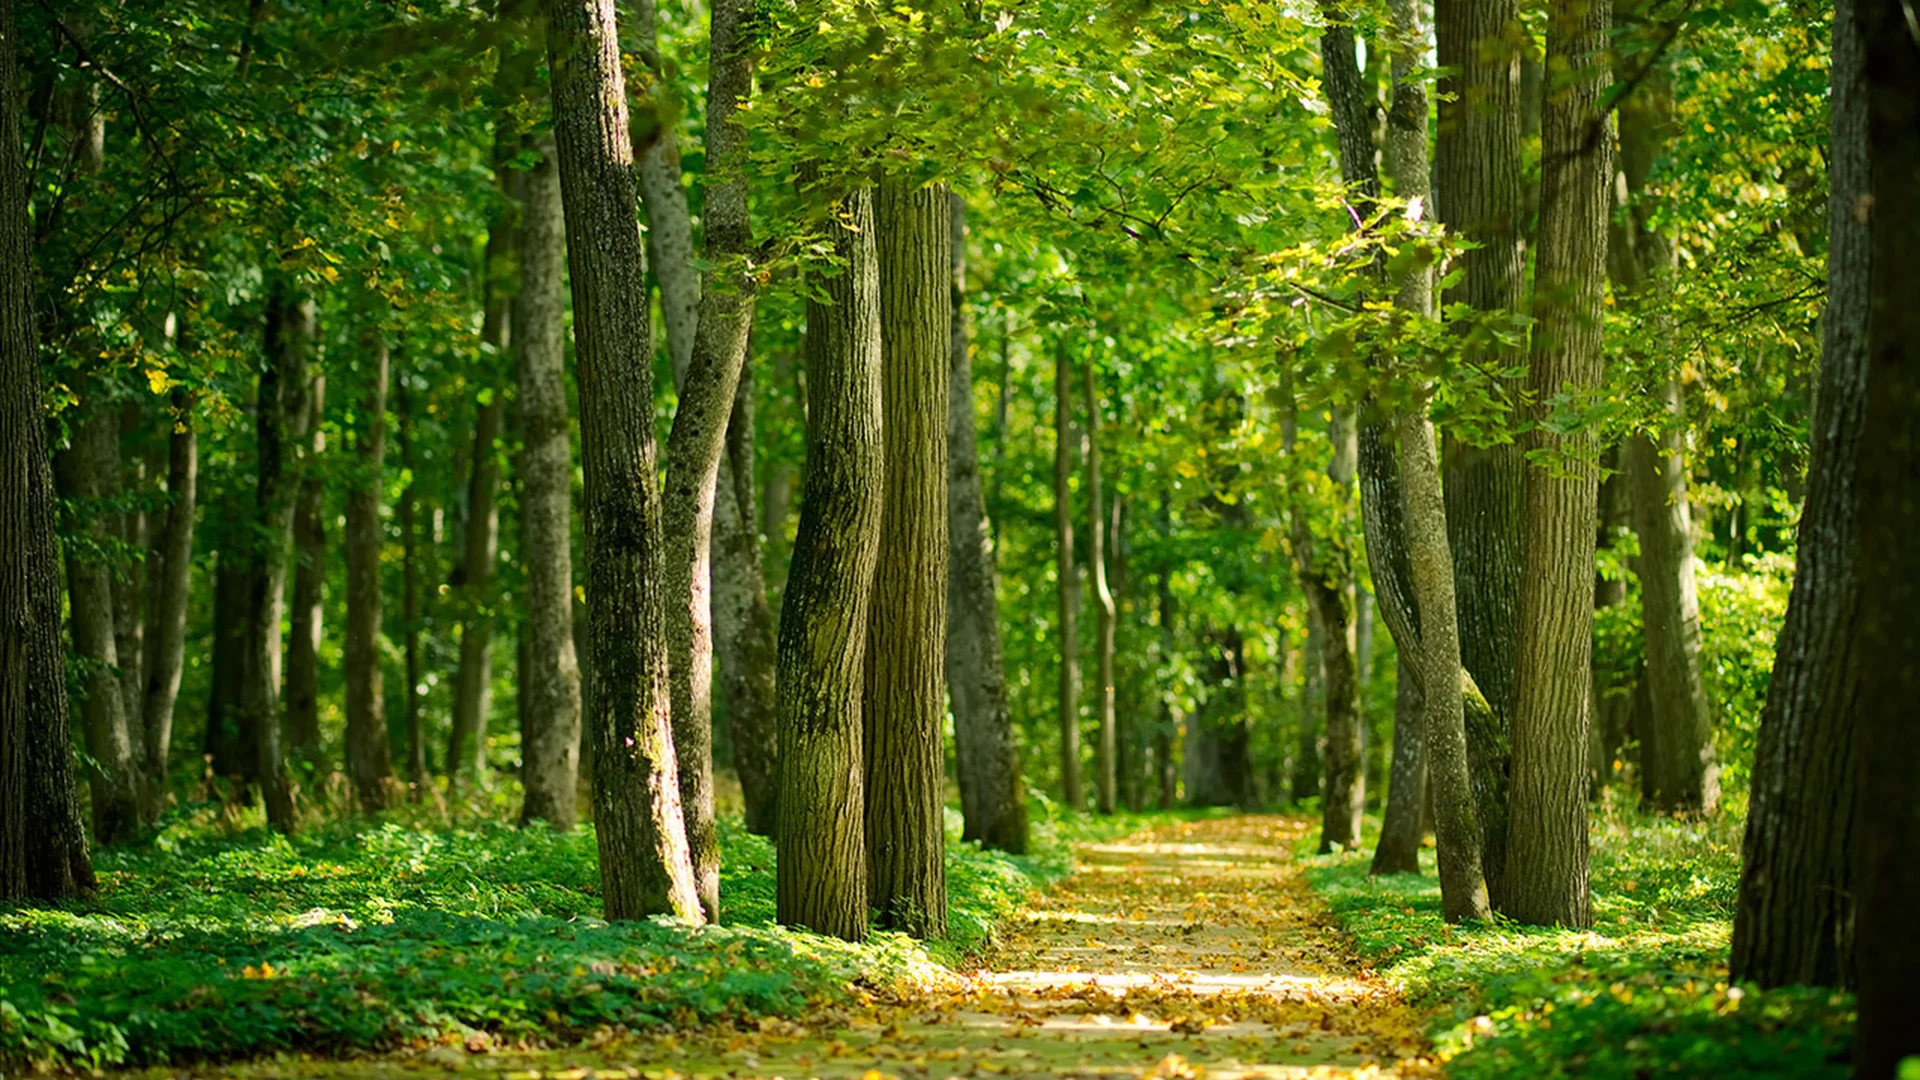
[1303, 808, 1855, 1079]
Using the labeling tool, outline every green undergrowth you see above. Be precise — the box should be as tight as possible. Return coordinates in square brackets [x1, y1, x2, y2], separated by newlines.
[1302, 801, 1855, 1079]
[0, 796, 1137, 1070]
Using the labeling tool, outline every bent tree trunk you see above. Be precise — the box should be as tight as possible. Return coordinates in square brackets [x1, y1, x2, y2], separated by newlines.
[1, 0, 94, 895]
[1504, 0, 1611, 929]
[946, 195, 1026, 853]
[513, 129, 583, 831]
[1729, 0, 1865, 991]
[865, 177, 952, 939]
[343, 332, 397, 810]
[1085, 364, 1118, 817]
[775, 183, 885, 943]
[140, 390, 196, 822]
[1054, 344, 1082, 809]
[544, 0, 703, 923]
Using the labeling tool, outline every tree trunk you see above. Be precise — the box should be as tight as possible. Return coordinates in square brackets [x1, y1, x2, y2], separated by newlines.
[1085, 364, 1117, 816]
[1292, 602, 1322, 804]
[1373, 656, 1425, 874]
[1154, 514, 1181, 812]
[513, 129, 582, 832]
[396, 377, 429, 796]
[343, 332, 396, 811]
[543, 0, 703, 923]
[447, 374, 504, 787]
[1503, 0, 1610, 929]
[1729, 0, 1865, 992]
[775, 183, 885, 943]
[1591, 450, 1631, 796]
[205, 550, 253, 784]
[114, 405, 146, 746]
[139, 389, 196, 822]
[1850, 11, 1920, 1072]
[285, 374, 326, 771]
[1, 0, 94, 895]
[1054, 344, 1082, 809]
[716, 358, 781, 836]
[946, 195, 1027, 854]
[864, 177, 951, 939]
[1434, 0, 1527, 907]
[245, 285, 314, 834]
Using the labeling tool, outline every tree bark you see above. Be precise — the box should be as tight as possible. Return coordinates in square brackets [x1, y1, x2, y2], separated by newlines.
[864, 177, 951, 938]
[776, 184, 884, 943]
[1085, 364, 1117, 816]
[1373, 656, 1425, 874]
[114, 405, 146, 746]
[447, 367, 505, 786]
[716, 358, 781, 836]
[513, 129, 582, 832]
[1503, 0, 1610, 929]
[1434, 0, 1526, 907]
[1, 0, 94, 895]
[286, 373, 326, 770]
[946, 196, 1027, 853]
[1850, 11, 1920, 1072]
[395, 376, 429, 796]
[1054, 344, 1082, 809]
[343, 332, 396, 811]
[543, 0, 703, 923]
[139, 389, 195, 822]
[1729, 0, 1865, 991]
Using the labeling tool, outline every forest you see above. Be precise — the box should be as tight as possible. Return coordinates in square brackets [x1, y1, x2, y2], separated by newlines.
[0, 0, 1916, 1075]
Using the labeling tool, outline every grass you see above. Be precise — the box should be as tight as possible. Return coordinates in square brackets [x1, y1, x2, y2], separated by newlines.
[0, 794, 1135, 1071]
[1301, 796, 1857, 1079]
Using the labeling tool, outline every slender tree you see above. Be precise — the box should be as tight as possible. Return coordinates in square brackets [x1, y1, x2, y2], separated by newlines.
[447, 322, 506, 786]
[286, 373, 326, 769]
[776, 183, 885, 942]
[343, 330, 396, 810]
[1085, 363, 1118, 816]
[396, 377, 430, 796]
[139, 387, 196, 822]
[1054, 344, 1082, 808]
[543, 0, 703, 922]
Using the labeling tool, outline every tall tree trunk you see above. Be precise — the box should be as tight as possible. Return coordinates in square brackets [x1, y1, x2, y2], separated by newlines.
[55, 401, 143, 843]
[716, 357, 781, 836]
[651, 0, 763, 915]
[1292, 603, 1322, 804]
[448, 374, 504, 786]
[1373, 656, 1425, 874]
[864, 177, 951, 938]
[1591, 452, 1631, 796]
[946, 198, 1026, 853]
[1850, 11, 1920, 1072]
[513, 129, 582, 832]
[114, 404, 146, 741]
[1, 0, 94, 895]
[1054, 344, 1082, 809]
[1729, 0, 1865, 991]
[245, 285, 314, 834]
[1085, 364, 1117, 816]
[139, 389, 196, 822]
[343, 332, 396, 810]
[396, 377, 429, 796]
[775, 184, 884, 943]
[1154, 508, 1181, 812]
[1434, 0, 1526, 907]
[543, 0, 703, 922]
[1504, 0, 1610, 929]
[205, 551, 253, 784]
[286, 374, 326, 770]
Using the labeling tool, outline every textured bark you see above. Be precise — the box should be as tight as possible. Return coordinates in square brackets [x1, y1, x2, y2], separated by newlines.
[1054, 344, 1082, 809]
[395, 377, 429, 795]
[1504, 0, 1610, 929]
[1728, 0, 1864, 992]
[343, 334, 396, 811]
[1, 0, 94, 895]
[652, 0, 761, 914]
[864, 178, 951, 938]
[285, 374, 326, 770]
[513, 130, 582, 832]
[544, 0, 703, 923]
[139, 390, 195, 822]
[946, 196, 1027, 854]
[775, 185, 884, 943]
[1434, 0, 1526, 906]
[631, 0, 697, 389]
[1085, 365, 1117, 816]
[1373, 656, 1425, 875]
[245, 285, 314, 834]
[1851, 10, 1920, 1071]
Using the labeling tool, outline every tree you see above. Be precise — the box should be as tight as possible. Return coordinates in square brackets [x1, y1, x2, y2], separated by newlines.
[396, 377, 430, 796]
[543, 0, 703, 923]
[286, 372, 326, 769]
[139, 387, 196, 822]
[1846, 7, 1918, 1075]
[1085, 363, 1118, 816]
[1503, 0, 1611, 929]
[946, 195, 1028, 854]
[776, 183, 885, 943]
[1055, 343, 1082, 809]
[0, 0, 93, 898]
[865, 177, 952, 938]
[342, 328, 396, 811]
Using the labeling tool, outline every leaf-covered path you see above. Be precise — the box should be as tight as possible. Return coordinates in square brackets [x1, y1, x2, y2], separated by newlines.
[157, 816, 1434, 1079]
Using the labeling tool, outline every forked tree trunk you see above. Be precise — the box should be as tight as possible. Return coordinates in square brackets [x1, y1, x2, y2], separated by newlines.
[864, 177, 951, 939]
[1, 0, 94, 894]
[513, 129, 582, 831]
[1054, 344, 1082, 809]
[1729, 0, 1865, 991]
[775, 183, 885, 943]
[1504, 0, 1610, 929]
[343, 332, 396, 810]
[1084, 365, 1117, 816]
[543, 0, 703, 923]
[140, 389, 196, 822]
[285, 374, 326, 770]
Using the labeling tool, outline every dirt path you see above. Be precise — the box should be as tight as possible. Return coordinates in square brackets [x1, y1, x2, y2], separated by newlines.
[173, 816, 1434, 1079]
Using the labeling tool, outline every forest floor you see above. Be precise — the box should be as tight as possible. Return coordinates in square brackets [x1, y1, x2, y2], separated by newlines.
[134, 816, 1433, 1079]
